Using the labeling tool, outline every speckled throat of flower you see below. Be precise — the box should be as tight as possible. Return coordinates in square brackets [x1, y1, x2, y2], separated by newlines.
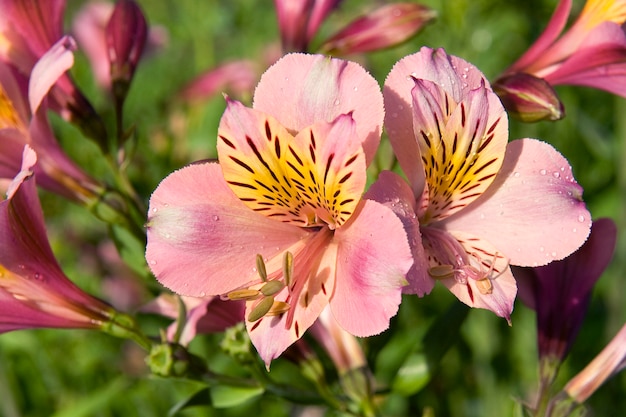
[0, 86, 25, 130]
[217, 100, 366, 230]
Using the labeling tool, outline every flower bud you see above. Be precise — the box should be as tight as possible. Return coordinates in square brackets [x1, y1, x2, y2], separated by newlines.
[493, 73, 565, 122]
[319, 3, 436, 55]
[105, 0, 148, 89]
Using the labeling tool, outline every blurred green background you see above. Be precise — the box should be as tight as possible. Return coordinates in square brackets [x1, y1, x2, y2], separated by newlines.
[1, 0, 625, 416]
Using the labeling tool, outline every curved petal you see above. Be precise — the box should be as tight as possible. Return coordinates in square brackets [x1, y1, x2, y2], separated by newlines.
[253, 53, 383, 164]
[441, 138, 591, 267]
[384, 47, 488, 192]
[146, 162, 311, 296]
[365, 170, 433, 296]
[509, 0, 573, 72]
[418, 83, 508, 221]
[330, 199, 412, 336]
[29, 35, 76, 115]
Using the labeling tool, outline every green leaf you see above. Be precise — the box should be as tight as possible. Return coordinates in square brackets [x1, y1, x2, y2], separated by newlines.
[210, 385, 264, 408]
[392, 353, 430, 396]
[168, 387, 211, 416]
[51, 377, 129, 417]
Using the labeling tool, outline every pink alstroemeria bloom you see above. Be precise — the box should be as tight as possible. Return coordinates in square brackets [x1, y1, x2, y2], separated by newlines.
[0, 37, 102, 203]
[0, 146, 113, 333]
[500, 0, 626, 97]
[146, 53, 413, 366]
[177, 60, 259, 103]
[515, 218, 617, 363]
[0, 0, 105, 140]
[379, 47, 591, 321]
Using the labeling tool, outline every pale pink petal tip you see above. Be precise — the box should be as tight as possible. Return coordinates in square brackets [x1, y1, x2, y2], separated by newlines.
[6, 145, 37, 199]
[29, 35, 77, 115]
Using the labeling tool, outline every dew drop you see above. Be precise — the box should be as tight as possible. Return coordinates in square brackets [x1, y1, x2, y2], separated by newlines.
[200, 292, 206, 297]
[353, 86, 358, 91]
[462, 73, 468, 79]
[152, 207, 158, 213]
[398, 105, 404, 110]
[539, 246, 544, 252]
[553, 172, 560, 178]
[479, 213, 485, 220]
[578, 215, 585, 223]
[333, 99, 340, 106]
[212, 215, 219, 221]
[513, 172, 520, 177]
[463, 67, 469, 72]
[391, 112, 398, 118]
[149, 260, 157, 265]
[551, 251, 557, 257]
[572, 228, 577, 233]
[540, 169, 547, 175]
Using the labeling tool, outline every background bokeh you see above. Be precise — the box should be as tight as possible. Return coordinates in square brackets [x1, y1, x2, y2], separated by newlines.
[1, 0, 624, 416]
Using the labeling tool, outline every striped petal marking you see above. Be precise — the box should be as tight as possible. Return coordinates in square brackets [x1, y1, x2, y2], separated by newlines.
[217, 98, 366, 230]
[413, 79, 508, 223]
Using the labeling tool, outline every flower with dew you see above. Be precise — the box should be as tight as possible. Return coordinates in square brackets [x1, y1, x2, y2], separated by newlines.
[377, 47, 592, 321]
[0, 36, 103, 203]
[0, 0, 105, 143]
[146, 53, 413, 366]
[495, 0, 626, 119]
[0, 145, 113, 333]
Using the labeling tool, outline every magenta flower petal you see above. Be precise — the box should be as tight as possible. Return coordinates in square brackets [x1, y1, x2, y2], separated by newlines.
[509, 0, 573, 72]
[253, 53, 384, 164]
[330, 200, 412, 336]
[441, 138, 591, 267]
[146, 162, 310, 297]
[515, 218, 617, 361]
[0, 146, 113, 331]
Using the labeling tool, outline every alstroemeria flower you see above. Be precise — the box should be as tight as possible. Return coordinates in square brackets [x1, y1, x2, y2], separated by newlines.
[515, 218, 617, 363]
[380, 47, 591, 321]
[0, 146, 114, 333]
[0, 37, 102, 203]
[146, 53, 412, 365]
[496, 0, 626, 100]
[0, 0, 105, 143]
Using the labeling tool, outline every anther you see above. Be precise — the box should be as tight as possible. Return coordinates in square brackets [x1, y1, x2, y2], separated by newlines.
[248, 296, 275, 322]
[227, 289, 261, 301]
[283, 251, 294, 287]
[256, 254, 267, 282]
[476, 277, 493, 294]
[260, 280, 286, 296]
[428, 265, 455, 279]
[266, 300, 290, 316]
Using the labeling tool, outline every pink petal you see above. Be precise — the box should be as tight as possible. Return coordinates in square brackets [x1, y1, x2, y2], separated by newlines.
[442, 231, 517, 321]
[365, 170, 433, 296]
[247, 233, 337, 366]
[384, 47, 488, 192]
[29, 35, 76, 115]
[329, 199, 412, 336]
[146, 162, 311, 297]
[253, 53, 383, 165]
[441, 138, 591, 267]
[508, 0, 573, 72]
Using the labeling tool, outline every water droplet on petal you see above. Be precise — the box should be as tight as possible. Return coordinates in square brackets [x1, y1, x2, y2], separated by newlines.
[333, 99, 340, 106]
[353, 86, 358, 91]
[212, 215, 219, 221]
[462, 73, 468, 79]
[392, 112, 398, 118]
[149, 260, 157, 265]
[539, 246, 544, 252]
[200, 292, 206, 297]
[551, 251, 557, 257]
[513, 172, 520, 177]
[553, 172, 560, 178]
[578, 215, 585, 223]
[572, 228, 577, 233]
[540, 169, 547, 175]
[152, 207, 158, 213]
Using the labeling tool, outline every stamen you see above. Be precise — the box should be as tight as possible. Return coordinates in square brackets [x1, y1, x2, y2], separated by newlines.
[283, 251, 294, 287]
[428, 264, 455, 279]
[256, 254, 267, 282]
[248, 296, 275, 322]
[266, 300, 290, 316]
[260, 280, 285, 296]
[227, 289, 261, 301]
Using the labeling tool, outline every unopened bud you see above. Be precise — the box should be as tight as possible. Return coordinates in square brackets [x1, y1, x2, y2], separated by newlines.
[493, 73, 565, 123]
